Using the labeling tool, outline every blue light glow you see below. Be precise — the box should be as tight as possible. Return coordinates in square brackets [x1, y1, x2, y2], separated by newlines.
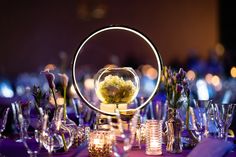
[0, 81, 14, 98]
[196, 79, 209, 100]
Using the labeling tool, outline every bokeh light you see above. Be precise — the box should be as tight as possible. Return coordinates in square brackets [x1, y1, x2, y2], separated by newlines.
[141, 64, 157, 80]
[70, 84, 78, 98]
[230, 66, 236, 78]
[215, 43, 225, 57]
[211, 75, 220, 87]
[205, 73, 213, 84]
[0, 82, 14, 98]
[84, 78, 95, 90]
[186, 70, 196, 80]
[196, 79, 209, 100]
[146, 67, 158, 80]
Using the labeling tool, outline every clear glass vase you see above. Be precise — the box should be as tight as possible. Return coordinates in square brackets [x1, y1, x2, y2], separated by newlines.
[42, 107, 73, 153]
[166, 107, 183, 153]
[61, 115, 78, 146]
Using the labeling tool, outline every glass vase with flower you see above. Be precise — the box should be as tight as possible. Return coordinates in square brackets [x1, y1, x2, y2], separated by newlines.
[40, 69, 74, 153]
[162, 66, 191, 153]
[58, 73, 79, 146]
[71, 26, 164, 156]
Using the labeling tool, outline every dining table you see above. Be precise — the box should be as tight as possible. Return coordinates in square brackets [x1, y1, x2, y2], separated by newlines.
[0, 138, 235, 157]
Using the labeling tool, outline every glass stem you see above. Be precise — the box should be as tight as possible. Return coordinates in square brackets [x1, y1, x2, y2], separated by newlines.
[218, 127, 225, 139]
[224, 126, 229, 141]
[79, 116, 84, 127]
[186, 97, 190, 130]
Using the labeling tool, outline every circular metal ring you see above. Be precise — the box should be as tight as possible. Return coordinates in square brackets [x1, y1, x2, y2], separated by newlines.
[72, 25, 163, 116]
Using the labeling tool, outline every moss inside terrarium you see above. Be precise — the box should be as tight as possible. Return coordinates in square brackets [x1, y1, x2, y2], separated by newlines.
[96, 75, 137, 104]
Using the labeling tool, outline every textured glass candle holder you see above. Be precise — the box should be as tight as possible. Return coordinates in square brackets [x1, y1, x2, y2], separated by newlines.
[88, 130, 112, 157]
[145, 120, 163, 155]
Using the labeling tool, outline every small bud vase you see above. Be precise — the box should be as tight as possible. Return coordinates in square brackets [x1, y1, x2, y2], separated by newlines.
[166, 107, 183, 153]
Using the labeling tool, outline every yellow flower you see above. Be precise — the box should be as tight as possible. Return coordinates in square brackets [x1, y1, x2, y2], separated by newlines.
[96, 75, 136, 104]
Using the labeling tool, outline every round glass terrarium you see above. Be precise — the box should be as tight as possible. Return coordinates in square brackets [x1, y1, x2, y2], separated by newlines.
[94, 67, 140, 118]
[72, 26, 163, 116]
[94, 67, 139, 104]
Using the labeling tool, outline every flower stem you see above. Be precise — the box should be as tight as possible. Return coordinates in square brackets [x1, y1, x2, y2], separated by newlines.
[185, 97, 190, 130]
[51, 89, 58, 109]
[63, 87, 67, 120]
[61, 133, 68, 151]
[62, 87, 68, 151]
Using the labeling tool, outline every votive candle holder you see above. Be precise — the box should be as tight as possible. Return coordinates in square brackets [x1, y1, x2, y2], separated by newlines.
[88, 130, 112, 157]
[145, 120, 163, 155]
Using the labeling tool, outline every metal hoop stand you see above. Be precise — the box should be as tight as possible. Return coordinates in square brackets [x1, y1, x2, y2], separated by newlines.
[72, 26, 163, 116]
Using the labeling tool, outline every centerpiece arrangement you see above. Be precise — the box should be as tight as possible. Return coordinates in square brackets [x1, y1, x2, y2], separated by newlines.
[33, 68, 79, 153]
[162, 66, 190, 153]
[71, 26, 162, 117]
[70, 26, 163, 156]
[94, 67, 139, 117]
[94, 67, 140, 156]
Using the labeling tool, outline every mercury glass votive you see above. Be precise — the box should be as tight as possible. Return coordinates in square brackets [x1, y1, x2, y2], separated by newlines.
[140, 123, 147, 143]
[88, 130, 112, 157]
[145, 120, 163, 155]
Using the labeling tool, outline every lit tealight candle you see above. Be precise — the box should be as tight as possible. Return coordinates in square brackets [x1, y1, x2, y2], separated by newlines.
[93, 138, 104, 148]
[88, 130, 111, 157]
[150, 140, 159, 148]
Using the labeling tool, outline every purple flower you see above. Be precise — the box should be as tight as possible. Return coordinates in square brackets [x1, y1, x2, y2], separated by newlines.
[178, 68, 186, 79]
[19, 99, 29, 106]
[168, 68, 172, 77]
[182, 79, 188, 87]
[42, 69, 56, 89]
[176, 84, 183, 93]
[176, 73, 182, 83]
[162, 66, 191, 109]
[185, 87, 190, 97]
